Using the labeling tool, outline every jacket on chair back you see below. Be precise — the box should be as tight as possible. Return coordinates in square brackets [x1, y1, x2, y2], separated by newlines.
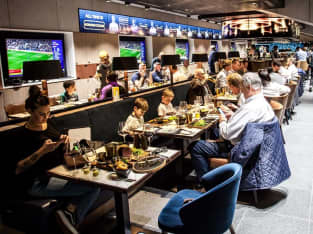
[231, 117, 291, 190]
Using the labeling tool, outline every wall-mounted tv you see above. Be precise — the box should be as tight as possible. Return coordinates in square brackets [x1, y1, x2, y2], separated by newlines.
[176, 39, 189, 61]
[222, 18, 300, 39]
[119, 36, 146, 63]
[0, 31, 66, 86]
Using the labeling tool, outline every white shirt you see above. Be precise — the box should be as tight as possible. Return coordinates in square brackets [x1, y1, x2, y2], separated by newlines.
[158, 102, 175, 116]
[219, 93, 275, 145]
[279, 66, 291, 82]
[216, 69, 229, 88]
[270, 72, 286, 85]
[123, 113, 144, 132]
[287, 64, 298, 80]
[237, 93, 245, 107]
[173, 71, 187, 83]
[180, 66, 192, 79]
[263, 82, 290, 97]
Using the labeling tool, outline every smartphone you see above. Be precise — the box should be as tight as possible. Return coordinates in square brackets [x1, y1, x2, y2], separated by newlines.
[217, 107, 226, 118]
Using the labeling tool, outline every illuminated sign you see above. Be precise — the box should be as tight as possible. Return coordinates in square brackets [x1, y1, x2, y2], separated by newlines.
[222, 18, 300, 39]
[79, 9, 221, 40]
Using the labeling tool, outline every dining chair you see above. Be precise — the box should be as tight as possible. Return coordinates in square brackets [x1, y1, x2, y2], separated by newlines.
[158, 163, 242, 234]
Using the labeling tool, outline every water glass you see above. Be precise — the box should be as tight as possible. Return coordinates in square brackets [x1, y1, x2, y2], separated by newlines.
[118, 121, 127, 143]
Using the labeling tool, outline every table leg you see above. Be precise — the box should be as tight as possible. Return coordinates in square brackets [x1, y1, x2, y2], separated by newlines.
[114, 191, 131, 234]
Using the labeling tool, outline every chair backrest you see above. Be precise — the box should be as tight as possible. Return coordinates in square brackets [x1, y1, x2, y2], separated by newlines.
[265, 93, 288, 124]
[286, 83, 297, 109]
[4, 104, 26, 116]
[231, 117, 291, 190]
[179, 163, 242, 234]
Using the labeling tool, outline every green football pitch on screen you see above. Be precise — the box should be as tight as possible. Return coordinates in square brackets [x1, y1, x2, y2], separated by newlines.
[120, 48, 141, 59]
[176, 48, 186, 57]
[7, 50, 54, 75]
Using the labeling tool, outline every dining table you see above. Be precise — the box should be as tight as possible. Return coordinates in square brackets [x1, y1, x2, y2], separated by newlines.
[48, 146, 181, 234]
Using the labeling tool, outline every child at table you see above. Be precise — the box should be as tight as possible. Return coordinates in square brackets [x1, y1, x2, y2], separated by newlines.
[123, 97, 149, 134]
[158, 88, 175, 117]
[60, 80, 79, 103]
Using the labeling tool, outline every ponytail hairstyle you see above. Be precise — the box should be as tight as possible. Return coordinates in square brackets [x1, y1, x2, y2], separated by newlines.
[25, 86, 49, 112]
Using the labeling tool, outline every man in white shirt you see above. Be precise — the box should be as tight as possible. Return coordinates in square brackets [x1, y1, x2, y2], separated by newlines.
[270, 60, 286, 85]
[190, 72, 275, 180]
[216, 59, 232, 88]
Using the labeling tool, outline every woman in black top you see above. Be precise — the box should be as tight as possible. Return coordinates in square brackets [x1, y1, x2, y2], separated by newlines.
[14, 86, 100, 234]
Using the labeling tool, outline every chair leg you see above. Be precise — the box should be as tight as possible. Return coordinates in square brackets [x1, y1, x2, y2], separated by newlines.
[229, 224, 236, 234]
[253, 190, 258, 205]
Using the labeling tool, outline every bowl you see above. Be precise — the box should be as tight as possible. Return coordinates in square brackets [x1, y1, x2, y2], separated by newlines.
[115, 168, 131, 178]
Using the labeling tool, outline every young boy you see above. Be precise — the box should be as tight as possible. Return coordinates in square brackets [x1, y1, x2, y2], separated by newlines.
[60, 80, 79, 103]
[158, 88, 175, 117]
[123, 97, 149, 133]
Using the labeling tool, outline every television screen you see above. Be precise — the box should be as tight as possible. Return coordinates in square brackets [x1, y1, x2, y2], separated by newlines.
[119, 37, 146, 63]
[176, 39, 189, 60]
[6, 38, 65, 78]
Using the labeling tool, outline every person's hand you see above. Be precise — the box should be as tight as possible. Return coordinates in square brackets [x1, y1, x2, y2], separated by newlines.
[227, 103, 238, 111]
[219, 114, 227, 123]
[220, 104, 231, 113]
[59, 134, 70, 144]
[40, 139, 59, 155]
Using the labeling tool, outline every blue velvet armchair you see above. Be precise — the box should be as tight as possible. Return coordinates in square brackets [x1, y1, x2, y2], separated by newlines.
[158, 163, 242, 234]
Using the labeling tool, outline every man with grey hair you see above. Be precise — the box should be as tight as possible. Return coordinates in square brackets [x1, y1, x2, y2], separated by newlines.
[190, 72, 275, 181]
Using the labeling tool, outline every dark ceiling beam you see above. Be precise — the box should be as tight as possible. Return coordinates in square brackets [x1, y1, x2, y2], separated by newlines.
[198, 11, 262, 20]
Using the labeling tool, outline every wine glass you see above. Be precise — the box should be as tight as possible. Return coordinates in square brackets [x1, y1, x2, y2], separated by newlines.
[179, 101, 187, 113]
[118, 121, 128, 143]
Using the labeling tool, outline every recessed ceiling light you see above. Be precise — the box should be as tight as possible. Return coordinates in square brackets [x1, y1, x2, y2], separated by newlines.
[106, 0, 111, 2]
[145, 5, 150, 11]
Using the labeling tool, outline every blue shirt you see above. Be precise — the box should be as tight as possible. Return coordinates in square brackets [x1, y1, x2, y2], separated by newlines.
[296, 49, 307, 61]
[152, 71, 163, 82]
[131, 71, 147, 84]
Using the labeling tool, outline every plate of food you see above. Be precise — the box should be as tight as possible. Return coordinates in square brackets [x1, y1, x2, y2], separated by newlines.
[188, 119, 216, 129]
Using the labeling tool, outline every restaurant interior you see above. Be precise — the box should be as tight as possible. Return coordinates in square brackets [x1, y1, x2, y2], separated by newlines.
[1, 0, 313, 233]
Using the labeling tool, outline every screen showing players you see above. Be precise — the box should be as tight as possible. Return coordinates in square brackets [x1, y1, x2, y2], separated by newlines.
[6, 38, 65, 78]
[176, 39, 189, 60]
[119, 37, 146, 63]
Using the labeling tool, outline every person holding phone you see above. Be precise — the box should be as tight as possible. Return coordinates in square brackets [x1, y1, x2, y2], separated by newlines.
[13, 86, 100, 234]
[190, 73, 275, 182]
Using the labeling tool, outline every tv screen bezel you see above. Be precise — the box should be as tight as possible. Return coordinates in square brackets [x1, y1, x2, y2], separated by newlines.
[119, 36, 146, 64]
[0, 31, 67, 86]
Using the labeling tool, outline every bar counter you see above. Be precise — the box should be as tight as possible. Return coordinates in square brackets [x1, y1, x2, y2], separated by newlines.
[0, 80, 192, 143]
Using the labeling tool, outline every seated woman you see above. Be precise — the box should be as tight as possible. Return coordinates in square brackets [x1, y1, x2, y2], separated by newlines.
[13, 86, 100, 234]
[186, 78, 206, 104]
[259, 69, 290, 97]
[95, 72, 125, 100]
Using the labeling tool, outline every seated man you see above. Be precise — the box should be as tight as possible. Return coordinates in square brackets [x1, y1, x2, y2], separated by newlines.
[270, 60, 286, 85]
[152, 62, 164, 83]
[190, 72, 275, 181]
[131, 63, 149, 88]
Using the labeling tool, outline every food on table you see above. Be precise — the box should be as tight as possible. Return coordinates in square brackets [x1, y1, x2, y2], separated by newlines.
[200, 108, 209, 117]
[92, 168, 99, 176]
[193, 119, 207, 127]
[83, 166, 90, 174]
[167, 116, 177, 121]
[115, 160, 129, 171]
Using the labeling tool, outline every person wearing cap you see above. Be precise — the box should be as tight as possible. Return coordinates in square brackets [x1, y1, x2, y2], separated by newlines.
[152, 62, 163, 83]
[216, 59, 232, 89]
[190, 72, 275, 181]
[95, 50, 112, 89]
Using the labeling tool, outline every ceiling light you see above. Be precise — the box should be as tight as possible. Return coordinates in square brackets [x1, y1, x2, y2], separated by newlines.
[145, 5, 150, 11]
[124, 1, 130, 6]
[106, 0, 111, 2]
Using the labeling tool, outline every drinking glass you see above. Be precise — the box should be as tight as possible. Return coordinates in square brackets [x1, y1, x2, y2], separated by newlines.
[196, 96, 203, 106]
[178, 101, 186, 113]
[118, 121, 128, 143]
[204, 95, 212, 106]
